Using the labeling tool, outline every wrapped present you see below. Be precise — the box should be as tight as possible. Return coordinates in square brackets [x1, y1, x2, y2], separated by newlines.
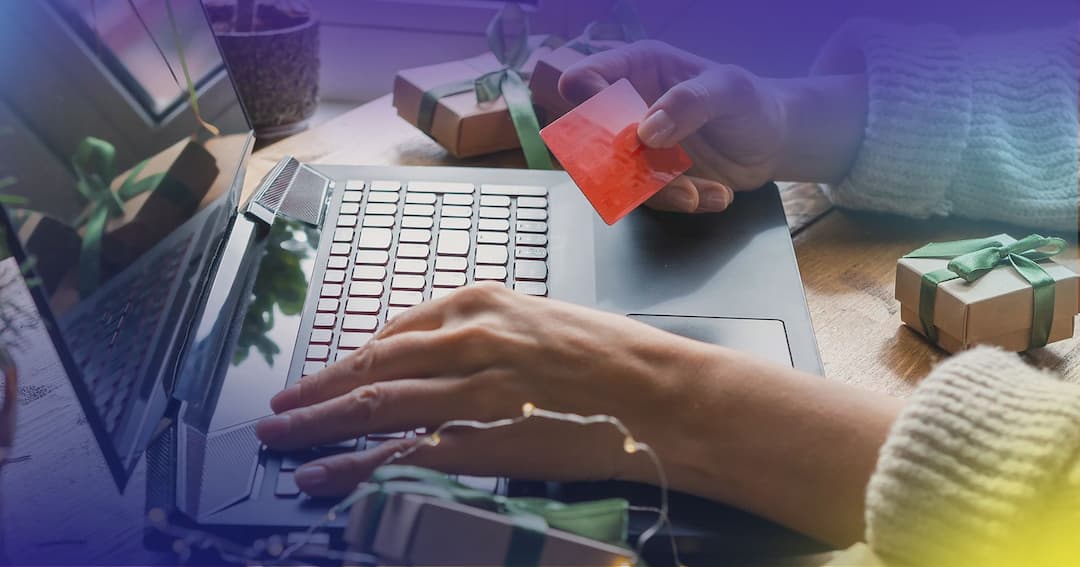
[393, 4, 557, 169]
[67, 136, 217, 295]
[895, 234, 1079, 352]
[343, 466, 635, 566]
[529, 0, 647, 124]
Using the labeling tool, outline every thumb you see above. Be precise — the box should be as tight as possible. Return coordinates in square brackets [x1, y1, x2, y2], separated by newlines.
[638, 67, 749, 149]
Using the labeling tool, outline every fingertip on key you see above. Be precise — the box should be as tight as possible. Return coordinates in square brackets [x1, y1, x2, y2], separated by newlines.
[270, 386, 301, 414]
[255, 414, 291, 442]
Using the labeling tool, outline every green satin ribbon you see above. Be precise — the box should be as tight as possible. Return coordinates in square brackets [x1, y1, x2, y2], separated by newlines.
[346, 465, 630, 567]
[904, 234, 1068, 348]
[568, 0, 647, 55]
[70, 137, 163, 296]
[416, 4, 557, 170]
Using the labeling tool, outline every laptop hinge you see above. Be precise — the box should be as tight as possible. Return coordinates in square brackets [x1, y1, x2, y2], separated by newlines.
[245, 155, 330, 227]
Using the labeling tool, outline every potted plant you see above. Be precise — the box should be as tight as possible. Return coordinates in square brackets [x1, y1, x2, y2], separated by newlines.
[206, 0, 320, 142]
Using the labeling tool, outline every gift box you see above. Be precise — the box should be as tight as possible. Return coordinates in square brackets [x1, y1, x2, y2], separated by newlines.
[529, 34, 631, 125]
[343, 466, 634, 566]
[895, 234, 1079, 353]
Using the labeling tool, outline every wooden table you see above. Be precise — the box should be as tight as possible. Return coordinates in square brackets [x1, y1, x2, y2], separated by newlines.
[4, 94, 1077, 565]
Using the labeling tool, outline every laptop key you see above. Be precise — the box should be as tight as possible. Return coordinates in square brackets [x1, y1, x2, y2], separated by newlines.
[355, 250, 390, 265]
[349, 281, 384, 297]
[307, 345, 330, 361]
[342, 190, 364, 202]
[339, 332, 373, 349]
[390, 291, 423, 307]
[406, 193, 436, 205]
[479, 207, 510, 219]
[514, 281, 548, 296]
[480, 195, 511, 207]
[321, 284, 343, 298]
[399, 229, 432, 244]
[397, 244, 430, 258]
[475, 265, 508, 281]
[368, 192, 398, 203]
[437, 231, 470, 256]
[392, 275, 426, 290]
[337, 215, 358, 228]
[327, 256, 349, 270]
[365, 203, 397, 216]
[517, 197, 548, 209]
[480, 184, 546, 197]
[313, 314, 336, 328]
[403, 204, 435, 217]
[433, 272, 466, 287]
[515, 246, 547, 260]
[431, 288, 456, 300]
[514, 260, 547, 280]
[358, 228, 393, 249]
[317, 298, 339, 312]
[515, 208, 547, 221]
[353, 265, 386, 280]
[371, 180, 401, 192]
[408, 181, 474, 194]
[340, 202, 360, 215]
[476, 245, 508, 265]
[345, 298, 380, 315]
[477, 232, 509, 245]
[435, 256, 468, 272]
[439, 217, 471, 230]
[275, 472, 301, 497]
[324, 270, 346, 284]
[310, 329, 333, 344]
[443, 194, 474, 206]
[303, 361, 326, 376]
[345, 180, 366, 190]
[363, 215, 395, 228]
[394, 259, 428, 274]
[478, 219, 510, 232]
[386, 307, 410, 321]
[440, 205, 472, 218]
[330, 243, 352, 256]
[343, 315, 378, 332]
[333, 228, 354, 243]
[402, 216, 433, 229]
[516, 221, 547, 234]
[516, 233, 548, 246]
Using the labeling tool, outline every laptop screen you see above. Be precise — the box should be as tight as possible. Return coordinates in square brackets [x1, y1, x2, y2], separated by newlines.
[0, 0, 251, 484]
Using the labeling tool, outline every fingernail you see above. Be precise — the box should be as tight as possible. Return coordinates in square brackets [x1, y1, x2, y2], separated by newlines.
[700, 187, 732, 211]
[295, 465, 328, 489]
[270, 386, 300, 413]
[638, 109, 677, 147]
[255, 415, 290, 442]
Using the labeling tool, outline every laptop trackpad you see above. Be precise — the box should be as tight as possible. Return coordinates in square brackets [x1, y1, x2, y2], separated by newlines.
[629, 314, 793, 368]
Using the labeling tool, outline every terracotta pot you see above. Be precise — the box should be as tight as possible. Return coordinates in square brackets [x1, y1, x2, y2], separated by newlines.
[215, 15, 321, 142]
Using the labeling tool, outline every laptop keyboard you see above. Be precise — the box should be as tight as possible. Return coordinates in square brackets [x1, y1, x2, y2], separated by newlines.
[268, 179, 550, 497]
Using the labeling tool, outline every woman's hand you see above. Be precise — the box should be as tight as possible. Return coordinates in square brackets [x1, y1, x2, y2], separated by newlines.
[558, 41, 867, 214]
[255, 283, 712, 497]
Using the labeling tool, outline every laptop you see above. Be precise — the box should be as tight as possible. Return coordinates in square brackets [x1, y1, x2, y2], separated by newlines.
[0, 1, 824, 564]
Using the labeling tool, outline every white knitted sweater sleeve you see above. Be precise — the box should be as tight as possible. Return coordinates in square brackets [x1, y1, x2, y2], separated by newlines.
[858, 347, 1080, 566]
[811, 20, 1079, 231]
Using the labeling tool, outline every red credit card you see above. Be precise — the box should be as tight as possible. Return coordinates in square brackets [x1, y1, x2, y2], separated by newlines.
[540, 79, 693, 225]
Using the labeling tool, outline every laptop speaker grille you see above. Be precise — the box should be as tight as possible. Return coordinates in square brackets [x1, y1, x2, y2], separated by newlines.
[247, 156, 328, 227]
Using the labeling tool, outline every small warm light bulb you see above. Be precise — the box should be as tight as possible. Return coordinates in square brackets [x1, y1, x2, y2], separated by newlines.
[522, 402, 536, 416]
[428, 432, 441, 447]
[623, 436, 638, 454]
[327, 510, 337, 522]
[267, 536, 285, 557]
[148, 507, 167, 526]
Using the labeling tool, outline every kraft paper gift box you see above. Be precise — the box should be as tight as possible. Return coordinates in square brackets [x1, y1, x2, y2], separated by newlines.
[345, 490, 634, 566]
[528, 35, 631, 125]
[895, 234, 1079, 353]
[392, 47, 553, 160]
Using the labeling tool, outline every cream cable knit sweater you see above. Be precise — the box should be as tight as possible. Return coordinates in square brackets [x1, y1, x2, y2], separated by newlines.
[810, 20, 1080, 566]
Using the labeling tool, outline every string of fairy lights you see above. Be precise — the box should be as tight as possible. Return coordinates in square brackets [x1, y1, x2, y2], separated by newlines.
[149, 403, 684, 567]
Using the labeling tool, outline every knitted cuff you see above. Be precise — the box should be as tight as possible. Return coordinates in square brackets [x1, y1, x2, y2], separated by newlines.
[866, 347, 1080, 566]
[811, 19, 971, 219]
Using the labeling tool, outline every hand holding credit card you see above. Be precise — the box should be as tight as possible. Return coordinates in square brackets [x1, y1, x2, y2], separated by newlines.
[540, 79, 693, 225]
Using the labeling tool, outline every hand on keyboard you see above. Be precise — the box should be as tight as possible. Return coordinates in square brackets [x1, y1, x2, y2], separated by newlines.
[255, 283, 710, 497]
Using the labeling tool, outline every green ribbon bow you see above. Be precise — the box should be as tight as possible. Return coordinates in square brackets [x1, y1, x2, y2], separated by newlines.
[904, 234, 1068, 348]
[568, 0, 647, 55]
[416, 3, 558, 170]
[70, 137, 164, 296]
[345, 465, 630, 567]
